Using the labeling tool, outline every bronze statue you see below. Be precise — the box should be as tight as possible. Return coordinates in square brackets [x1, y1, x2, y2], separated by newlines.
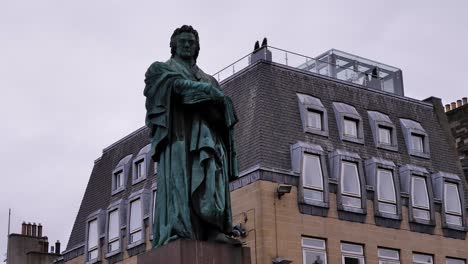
[144, 25, 239, 248]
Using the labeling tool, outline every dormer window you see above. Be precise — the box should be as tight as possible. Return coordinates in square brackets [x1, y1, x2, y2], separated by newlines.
[411, 133, 425, 153]
[368, 111, 397, 151]
[344, 118, 358, 138]
[432, 172, 465, 230]
[333, 102, 364, 144]
[378, 126, 392, 145]
[297, 94, 329, 137]
[107, 209, 120, 253]
[132, 144, 151, 185]
[306, 110, 323, 131]
[377, 169, 397, 214]
[302, 153, 325, 202]
[400, 119, 430, 158]
[129, 199, 142, 244]
[111, 155, 132, 195]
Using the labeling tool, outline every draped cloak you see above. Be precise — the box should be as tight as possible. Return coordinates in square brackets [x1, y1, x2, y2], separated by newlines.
[144, 58, 238, 248]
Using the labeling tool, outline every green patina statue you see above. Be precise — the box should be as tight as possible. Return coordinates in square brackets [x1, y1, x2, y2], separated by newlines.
[144, 25, 239, 248]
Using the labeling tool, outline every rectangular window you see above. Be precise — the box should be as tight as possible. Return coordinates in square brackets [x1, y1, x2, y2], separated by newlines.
[377, 169, 397, 214]
[447, 258, 465, 264]
[445, 182, 462, 226]
[341, 161, 361, 208]
[413, 253, 433, 264]
[378, 248, 400, 264]
[107, 210, 119, 253]
[135, 160, 145, 180]
[129, 199, 142, 244]
[378, 126, 392, 145]
[344, 118, 358, 138]
[411, 134, 424, 153]
[306, 110, 322, 131]
[411, 176, 430, 220]
[87, 219, 98, 261]
[341, 243, 365, 264]
[302, 154, 324, 202]
[302, 237, 327, 264]
[113, 171, 123, 190]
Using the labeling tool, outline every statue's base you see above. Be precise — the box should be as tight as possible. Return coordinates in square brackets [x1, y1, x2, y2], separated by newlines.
[137, 239, 251, 264]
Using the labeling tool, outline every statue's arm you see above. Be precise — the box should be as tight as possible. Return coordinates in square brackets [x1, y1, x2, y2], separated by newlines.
[172, 79, 224, 100]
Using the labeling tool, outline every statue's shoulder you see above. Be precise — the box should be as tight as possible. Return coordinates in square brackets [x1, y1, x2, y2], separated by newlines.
[145, 60, 174, 78]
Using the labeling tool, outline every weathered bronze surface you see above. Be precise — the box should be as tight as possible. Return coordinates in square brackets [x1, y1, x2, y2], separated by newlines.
[144, 25, 238, 249]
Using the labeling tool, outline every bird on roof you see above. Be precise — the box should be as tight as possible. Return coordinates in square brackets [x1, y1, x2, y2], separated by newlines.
[261, 37, 267, 47]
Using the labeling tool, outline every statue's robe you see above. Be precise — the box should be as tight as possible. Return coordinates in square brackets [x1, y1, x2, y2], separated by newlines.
[144, 58, 238, 248]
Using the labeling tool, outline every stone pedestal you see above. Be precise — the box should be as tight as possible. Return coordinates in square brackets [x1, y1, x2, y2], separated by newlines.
[137, 239, 251, 264]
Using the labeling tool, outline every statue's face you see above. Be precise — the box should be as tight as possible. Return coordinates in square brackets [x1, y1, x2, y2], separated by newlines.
[175, 32, 197, 60]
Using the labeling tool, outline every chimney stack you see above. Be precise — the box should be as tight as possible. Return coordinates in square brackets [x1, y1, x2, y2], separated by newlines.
[445, 104, 451, 112]
[26, 222, 32, 236]
[21, 222, 27, 235]
[463, 97, 468, 105]
[55, 240, 61, 254]
[32, 223, 37, 237]
[457, 100, 462, 108]
[43, 240, 49, 253]
[50, 246, 54, 254]
[38, 223, 43, 237]
[451, 102, 457, 109]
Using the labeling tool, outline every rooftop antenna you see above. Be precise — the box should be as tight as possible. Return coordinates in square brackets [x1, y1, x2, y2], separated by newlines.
[8, 208, 10, 236]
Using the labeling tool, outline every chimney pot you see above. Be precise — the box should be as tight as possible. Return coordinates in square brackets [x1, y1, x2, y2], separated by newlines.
[21, 222, 27, 235]
[457, 100, 462, 108]
[32, 223, 37, 237]
[451, 102, 457, 109]
[51, 246, 54, 254]
[26, 222, 32, 236]
[445, 104, 451, 112]
[463, 97, 468, 105]
[38, 224, 43, 237]
[44, 241, 49, 253]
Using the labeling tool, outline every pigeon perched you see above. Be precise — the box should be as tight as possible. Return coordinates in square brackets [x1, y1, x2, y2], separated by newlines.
[254, 41, 260, 51]
[261, 37, 267, 47]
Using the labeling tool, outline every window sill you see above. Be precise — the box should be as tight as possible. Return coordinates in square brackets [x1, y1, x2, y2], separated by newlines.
[409, 221, 435, 235]
[338, 207, 366, 223]
[374, 215, 402, 229]
[299, 202, 329, 217]
[111, 187, 125, 196]
[341, 136, 364, 145]
[127, 240, 145, 250]
[132, 176, 147, 185]
[105, 249, 121, 259]
[442, 227, 467, 240]
[375, 211, 401, 220]
[376, 144, 398, 152]
[305, 128, 329, 138]
[408, 151, 430, 159]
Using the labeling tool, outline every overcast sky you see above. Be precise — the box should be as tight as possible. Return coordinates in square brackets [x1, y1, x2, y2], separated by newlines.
[1, 0, 467, 258]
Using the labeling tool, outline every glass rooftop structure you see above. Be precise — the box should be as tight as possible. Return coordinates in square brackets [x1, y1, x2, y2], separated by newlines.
[214, 47, 405, 96]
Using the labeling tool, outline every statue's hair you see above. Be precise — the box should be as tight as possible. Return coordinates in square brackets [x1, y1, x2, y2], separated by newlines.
[170, 25, 200, 61]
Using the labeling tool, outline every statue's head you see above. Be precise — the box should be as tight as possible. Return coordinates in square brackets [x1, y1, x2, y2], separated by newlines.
[170, 25, 200, 62]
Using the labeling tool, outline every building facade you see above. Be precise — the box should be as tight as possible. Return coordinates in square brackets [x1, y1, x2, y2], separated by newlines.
[63, 47, 468, 264]
[446, 98, 468, 182]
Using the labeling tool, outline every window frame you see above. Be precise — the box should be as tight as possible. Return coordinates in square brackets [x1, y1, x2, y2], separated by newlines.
[368, 111, 398, 151]
[111, 155, 132, 196]
[84, 210, 104, 264]
[302, 153, 325, 203]
[302, 237, 328, 264]
[291, 142, 330, 210]
[413, 253, 434, 264]
[400, 119, 430, 159]
[378, 247, 400, 264]
[297, 93, 329, 137]
[446, 257, 466, 264]
[126, 189, 151, 249]
[330, 150, 366, 215]
[104, 199, 126, 258]
[333, 102, 364, 144]
[132, 144, 151, 185]
[399, 165, 435, 226]
[341, 242, 365, 264]
[365, 157, 401, 220]
[431, 172, 466, 230]
[150, 181, 157, 241]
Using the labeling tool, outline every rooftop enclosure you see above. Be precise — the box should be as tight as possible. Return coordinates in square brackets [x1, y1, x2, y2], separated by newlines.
[214, 46, 404, 96]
